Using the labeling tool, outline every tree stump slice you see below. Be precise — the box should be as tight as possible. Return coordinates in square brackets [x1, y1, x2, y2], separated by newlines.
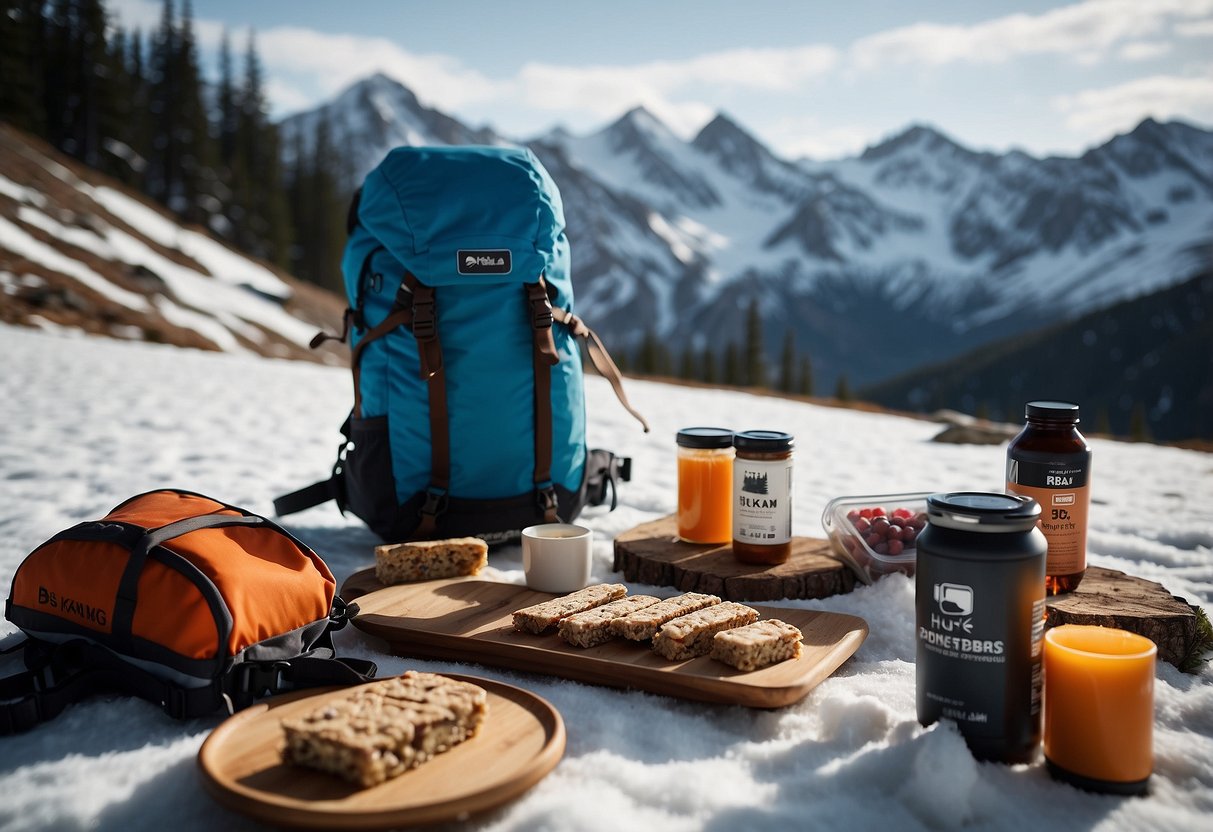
[1044, 566, 1200, 669]
[612, 514, 856, 602]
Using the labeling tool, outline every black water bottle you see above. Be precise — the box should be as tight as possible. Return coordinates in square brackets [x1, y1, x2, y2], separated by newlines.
[915, 492, 1047, 764]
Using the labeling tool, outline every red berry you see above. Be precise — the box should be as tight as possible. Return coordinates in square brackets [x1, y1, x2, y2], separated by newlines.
[874, 542, 889, 554]
[843, 536, 857, 552]
[908, 516, 926, 530]
[887, 539, 904, 556]
[853, 517, 871, 533]
[888, 524, 904, 539]
[871, 517, 890, 535]
[871, 507, 887, 518]
[860, 508, 874, 519]
[901, 526, 918, 543]
[847, 510, 861, 523]
[892, 507, 912, 520]
[866, 532, 882, 547]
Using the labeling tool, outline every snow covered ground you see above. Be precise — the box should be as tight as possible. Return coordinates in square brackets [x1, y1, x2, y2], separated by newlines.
[1, 323, 1211, 831]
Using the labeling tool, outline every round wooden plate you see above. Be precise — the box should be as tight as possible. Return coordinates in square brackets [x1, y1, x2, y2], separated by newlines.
[197, 675, 565, 830]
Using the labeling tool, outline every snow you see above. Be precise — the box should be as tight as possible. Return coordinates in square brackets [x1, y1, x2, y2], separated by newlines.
[0, 164, 320, 351]
[1, 323, 1211, 831]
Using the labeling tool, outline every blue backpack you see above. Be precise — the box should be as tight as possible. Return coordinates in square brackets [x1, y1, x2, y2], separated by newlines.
[275, 146, 648, 542]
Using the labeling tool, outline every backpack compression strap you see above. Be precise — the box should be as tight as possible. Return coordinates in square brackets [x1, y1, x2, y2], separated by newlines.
[552, 307, 651, 433]
[527, 279, 561, 523]
[405, 273, 451, 539]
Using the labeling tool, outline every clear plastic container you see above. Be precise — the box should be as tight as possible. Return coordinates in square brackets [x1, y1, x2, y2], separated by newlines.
[821, 492, 931, 583]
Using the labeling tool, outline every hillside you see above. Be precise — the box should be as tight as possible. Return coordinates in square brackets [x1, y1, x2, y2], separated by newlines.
[0, 125, 345, 363]
[862, 271, 1213, 441]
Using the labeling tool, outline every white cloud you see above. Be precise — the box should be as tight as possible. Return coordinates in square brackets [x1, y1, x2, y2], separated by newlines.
[1118, 41, 1173, 62]
[850, 0, 1213, 69]
[1176, 19, 1213, 38]
[255, 27, 507, 114]
[1051, 73, 1213, 137]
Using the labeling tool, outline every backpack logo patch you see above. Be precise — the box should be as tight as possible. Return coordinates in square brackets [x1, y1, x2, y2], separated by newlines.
[457, 249, 512, 275]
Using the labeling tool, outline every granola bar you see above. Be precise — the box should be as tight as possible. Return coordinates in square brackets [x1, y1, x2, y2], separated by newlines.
[610, 592, 721, 641]
[511, 584, 628, 634]
[374, 537, 489, 585]
[651, 602, 760, 661]
[709, 619, 803, 671]
[281, 672, 488, 788]
[557, 595, 662, 648]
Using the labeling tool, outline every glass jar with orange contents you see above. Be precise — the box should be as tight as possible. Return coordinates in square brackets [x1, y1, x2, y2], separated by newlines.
[676, 428, 734, 544]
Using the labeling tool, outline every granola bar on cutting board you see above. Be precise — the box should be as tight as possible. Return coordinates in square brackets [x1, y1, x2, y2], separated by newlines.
[710, 619, 803, 671]
[511, 584, 628, 634]
[651, 602, 760, 661]
[557, 595, 662, 648]
[610, 592, 721, 641]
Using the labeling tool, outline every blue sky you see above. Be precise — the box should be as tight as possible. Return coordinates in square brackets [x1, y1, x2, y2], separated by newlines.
[110, 0, 1213, 159]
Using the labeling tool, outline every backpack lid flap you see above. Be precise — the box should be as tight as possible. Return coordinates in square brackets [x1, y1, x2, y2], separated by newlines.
[358, 145, 564, 287]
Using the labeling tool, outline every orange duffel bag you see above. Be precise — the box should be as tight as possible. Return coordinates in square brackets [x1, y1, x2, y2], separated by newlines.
[1, 489, 375, 734]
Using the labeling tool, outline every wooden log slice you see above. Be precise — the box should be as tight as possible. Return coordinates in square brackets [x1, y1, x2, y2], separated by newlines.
[1045, 565, 1201, 669]
[613, 514, 855, 602]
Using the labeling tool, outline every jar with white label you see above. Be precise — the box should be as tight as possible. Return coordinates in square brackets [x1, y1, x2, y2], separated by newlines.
[732, 430, 794, 564]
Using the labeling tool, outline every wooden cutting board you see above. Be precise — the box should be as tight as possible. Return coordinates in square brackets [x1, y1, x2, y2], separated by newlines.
[197, 675, 565, 830]
[613, 514, 858, 601]
[342, 573, 868, 709]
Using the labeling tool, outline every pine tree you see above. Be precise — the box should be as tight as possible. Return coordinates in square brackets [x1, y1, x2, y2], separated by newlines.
[637, 329, 659, 375]
[233, 31, 290, 265]
[146, 0, 179, 205]
[174, 0, 215, 225]
[679, 345, 697, 381]
[216, 30, 238, 170]
[0, 0, 46, 134]
[779, 330, 796, 393]
[723, 342, 741, 387]
[797, 355, 813, 397]
[701, 346, 717, 385]
[1129, 402, 1152, 442]
[303, 113, 345, 292]
[835, 374, 852, 402]
[744, 298, 767, 388]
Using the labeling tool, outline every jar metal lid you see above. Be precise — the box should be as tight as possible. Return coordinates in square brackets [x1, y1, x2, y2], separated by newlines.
[1025, 400, 1080, 421]
[676, 427, 734, 449]
[733, 430, 794, 452]
[926, 491, 1040, 533]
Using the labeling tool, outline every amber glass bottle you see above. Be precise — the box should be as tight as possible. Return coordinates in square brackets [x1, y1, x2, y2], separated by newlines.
[1006, 401, 1092, 595]
[732, 431, 794, 565]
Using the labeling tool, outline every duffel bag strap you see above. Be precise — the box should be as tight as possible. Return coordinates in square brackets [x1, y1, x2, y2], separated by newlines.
[1, 636, 379, 735]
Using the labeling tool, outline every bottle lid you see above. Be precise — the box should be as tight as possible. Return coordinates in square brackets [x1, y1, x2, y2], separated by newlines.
[926, 492, 1040, 533]
[733, 430, 794, 452]
[1025, 400, 1080, 422]
[676, 427, 734, 449]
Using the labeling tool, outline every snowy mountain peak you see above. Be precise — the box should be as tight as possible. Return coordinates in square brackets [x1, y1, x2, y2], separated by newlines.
[860, 123, 972, 162]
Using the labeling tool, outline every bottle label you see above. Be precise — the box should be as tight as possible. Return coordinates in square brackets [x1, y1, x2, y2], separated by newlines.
[1006, 453, 1091, 576]
[733, 458, 792, 546]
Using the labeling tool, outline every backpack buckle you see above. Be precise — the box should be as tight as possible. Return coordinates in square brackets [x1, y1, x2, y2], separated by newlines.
[412, 297, 436, 341]
[163, 686, 188, 720]
[235, 660, 291, 699]
[420, 487, 448, 518]
[526, 283, 553, 329]
[536, 484, 559, 519]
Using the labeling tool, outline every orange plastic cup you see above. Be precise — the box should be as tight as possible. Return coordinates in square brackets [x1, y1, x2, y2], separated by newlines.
[1043, 625, 1156, 794]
